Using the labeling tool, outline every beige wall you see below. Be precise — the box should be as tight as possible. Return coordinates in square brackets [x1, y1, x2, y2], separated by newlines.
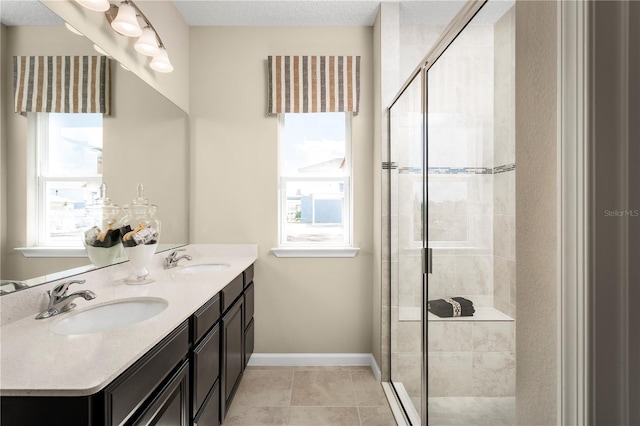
[189, 26, 374, 353]
[42, 0, 190, 114]
[1, 25, 189, 281]
[515, 1, 557, 424]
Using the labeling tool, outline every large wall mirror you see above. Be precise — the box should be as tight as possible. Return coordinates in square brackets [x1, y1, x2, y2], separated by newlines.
[0, 2, 189, 295]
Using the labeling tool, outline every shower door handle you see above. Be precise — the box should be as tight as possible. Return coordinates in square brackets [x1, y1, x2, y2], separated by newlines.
[423, 248, 433, 274]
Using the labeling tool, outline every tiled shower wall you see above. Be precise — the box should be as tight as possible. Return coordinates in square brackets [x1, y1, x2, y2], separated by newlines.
[493, 7, 516, 318]
[424, 23, 495, 308]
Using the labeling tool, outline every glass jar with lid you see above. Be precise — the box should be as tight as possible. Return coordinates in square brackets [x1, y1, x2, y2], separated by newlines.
[120, 184, 161, 284]
[83, 184, 124, 267]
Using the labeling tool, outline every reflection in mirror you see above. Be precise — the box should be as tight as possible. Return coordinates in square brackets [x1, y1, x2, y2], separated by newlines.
[0, 5, 189, 294]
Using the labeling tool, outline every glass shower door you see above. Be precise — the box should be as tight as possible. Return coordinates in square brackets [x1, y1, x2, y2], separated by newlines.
[389, 70, 425, 425]
[425, 2, 516, 424]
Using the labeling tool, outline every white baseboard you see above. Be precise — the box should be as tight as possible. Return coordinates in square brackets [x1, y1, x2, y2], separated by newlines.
[248, 353, 381, 381]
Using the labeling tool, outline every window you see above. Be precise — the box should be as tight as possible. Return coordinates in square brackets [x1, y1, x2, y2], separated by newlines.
[34, 113, 103, 247]
[278, 112, 352, 248]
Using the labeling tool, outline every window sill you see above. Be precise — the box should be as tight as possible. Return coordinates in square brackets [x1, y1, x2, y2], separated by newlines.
[271, 247, 359, 258]
[15, 247, 88, 258]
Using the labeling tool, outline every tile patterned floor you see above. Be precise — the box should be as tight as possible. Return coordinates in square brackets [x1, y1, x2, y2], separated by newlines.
[223, 366, 397, 426]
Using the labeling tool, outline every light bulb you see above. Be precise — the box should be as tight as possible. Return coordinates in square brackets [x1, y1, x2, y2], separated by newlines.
[134, 27, 160, 56]
[150, 47, 173, 73]
[75, 0, 110, 12]
[111, 1, 142, 37]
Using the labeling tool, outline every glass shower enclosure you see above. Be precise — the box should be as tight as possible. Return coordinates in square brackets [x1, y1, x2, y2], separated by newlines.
[387, 1, 516, 424]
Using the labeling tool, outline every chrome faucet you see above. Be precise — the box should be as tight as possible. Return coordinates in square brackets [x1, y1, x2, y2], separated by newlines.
[35, 280, 97, 320]
[163, 249, 192, 269]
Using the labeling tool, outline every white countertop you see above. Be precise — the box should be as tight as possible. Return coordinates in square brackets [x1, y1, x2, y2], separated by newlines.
[0, 244, 257, 397]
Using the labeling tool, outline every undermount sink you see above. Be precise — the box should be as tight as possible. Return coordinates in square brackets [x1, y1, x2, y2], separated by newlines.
[174, 263, 230, 275]
[50, 297, 168, 336]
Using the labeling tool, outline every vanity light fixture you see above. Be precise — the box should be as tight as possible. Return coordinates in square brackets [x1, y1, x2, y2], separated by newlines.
[75, 0, 173, 73]
[75, 0, 110, 12]
[149, 47, 173, 73]
[110, 1, 142, 37]
[134, 27, 160, 56]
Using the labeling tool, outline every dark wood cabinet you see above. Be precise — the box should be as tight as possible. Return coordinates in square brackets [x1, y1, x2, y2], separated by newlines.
[105, 321, 189, 425]
[220, 296, 244, 419]
[243, 282, 255, 368]
[0, 320, 190, 426]
[0, 263, 255, 426]
[193, 381, 220, 426]
[192, 295, 220, 343]
[192, 324, 220, 414]
[244, 318, 255, 368]
[130, 360, 190, 426]
[221, 273, 243, 312]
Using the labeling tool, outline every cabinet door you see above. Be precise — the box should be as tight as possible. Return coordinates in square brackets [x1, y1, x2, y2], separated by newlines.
[221, 298, 244, 419]
[131, 361, 189, 426]
[244, 318, 255, 368]
[193, 324, 220, 415]
[194, 381, 220, 426]
[244, 282, 254, 330]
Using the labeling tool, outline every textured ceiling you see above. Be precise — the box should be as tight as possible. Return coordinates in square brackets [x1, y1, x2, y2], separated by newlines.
[0, 0, 513, 27]
[173, 1, 382, 26]
[0, 1, 63, 26]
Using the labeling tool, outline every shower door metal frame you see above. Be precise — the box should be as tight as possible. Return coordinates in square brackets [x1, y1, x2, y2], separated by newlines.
[386, 1, 489, 425]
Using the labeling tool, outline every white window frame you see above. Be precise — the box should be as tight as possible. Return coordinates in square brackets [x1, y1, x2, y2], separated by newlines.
[273, 113, 358, 258]
[30, 113, 101, 250]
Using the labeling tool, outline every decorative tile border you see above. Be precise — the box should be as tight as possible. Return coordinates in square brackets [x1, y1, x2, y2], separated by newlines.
[493, 163, 516, 174]
[382, 161, 398, 170]
[399, 166, 422, 174]
[387, 164, 517, 175]
[429, 167, 493, 175]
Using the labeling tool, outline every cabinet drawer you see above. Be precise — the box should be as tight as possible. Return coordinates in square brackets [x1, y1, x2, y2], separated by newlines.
[244, 281, 254, 329]
[105, 321, 189, 426]
[243, 264, 254, 288]
[244, 318, 254, 368]
[131, 360, 189, 426]
[193, 324, 220, 414]
[221, 274, 243, 313]
[194, 380, 220, 426]
[193, 294, 221, 343]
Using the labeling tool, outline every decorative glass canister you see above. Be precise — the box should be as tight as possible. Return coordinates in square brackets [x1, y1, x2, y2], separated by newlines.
[120, 184, 161, 284]
[83, 184, 124, 267]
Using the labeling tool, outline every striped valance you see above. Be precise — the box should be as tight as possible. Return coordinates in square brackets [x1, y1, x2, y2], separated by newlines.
[14, 56, 111, 114]
[268, 56, 360, 114]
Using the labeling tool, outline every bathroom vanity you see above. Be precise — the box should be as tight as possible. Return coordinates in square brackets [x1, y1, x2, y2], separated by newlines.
[0, 244, 256, 426]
